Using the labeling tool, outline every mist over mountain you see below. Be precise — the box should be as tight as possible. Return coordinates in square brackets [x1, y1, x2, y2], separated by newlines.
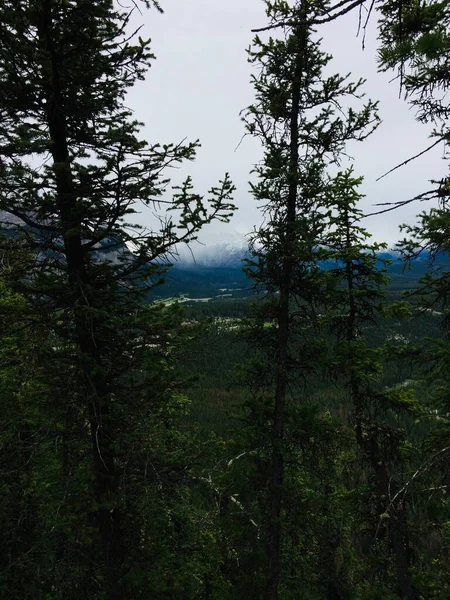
[159, 233, 450, 301]
[173, 229, 251, 268]
[3, 212, 449, 301]
[171, 228, 410, 270]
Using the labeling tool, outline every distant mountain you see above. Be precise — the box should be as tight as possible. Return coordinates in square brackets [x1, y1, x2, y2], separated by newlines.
[4, 212, 450, 301]
[173, 230, 250, 268]
[154, 243, 450, 301]
[173, 236, 450, 273]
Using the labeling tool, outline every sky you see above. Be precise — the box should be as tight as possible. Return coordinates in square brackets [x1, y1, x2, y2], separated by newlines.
[126, 0, 444, 246]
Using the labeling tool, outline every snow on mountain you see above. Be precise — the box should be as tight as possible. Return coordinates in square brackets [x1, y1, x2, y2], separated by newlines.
[173, 229, 250, 268]
[171, 228, 414, 270]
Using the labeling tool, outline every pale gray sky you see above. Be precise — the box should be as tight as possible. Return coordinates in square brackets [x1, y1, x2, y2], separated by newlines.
[127, 0, 444, 245]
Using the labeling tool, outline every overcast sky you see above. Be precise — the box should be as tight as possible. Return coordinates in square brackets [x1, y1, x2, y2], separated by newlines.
[126, 0, 444, 246]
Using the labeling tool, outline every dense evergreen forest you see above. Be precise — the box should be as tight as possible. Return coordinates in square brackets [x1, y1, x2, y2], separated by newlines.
[1, 1, 450, 598]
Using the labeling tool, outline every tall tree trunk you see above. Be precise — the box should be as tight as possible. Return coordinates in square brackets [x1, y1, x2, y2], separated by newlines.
[266, 13, 307, 600]
[39, 3, 122, 596]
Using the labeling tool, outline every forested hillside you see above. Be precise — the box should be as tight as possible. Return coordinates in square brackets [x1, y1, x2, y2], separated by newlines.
[1, 1, 450, 599]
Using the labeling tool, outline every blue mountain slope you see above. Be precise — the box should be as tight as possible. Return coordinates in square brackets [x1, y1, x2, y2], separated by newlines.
[3, 213, 448, 301]
[153, 249, 450, 300]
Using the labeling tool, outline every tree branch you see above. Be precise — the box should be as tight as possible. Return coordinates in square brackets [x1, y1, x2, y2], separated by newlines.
[364, 189, 438, 217]
[251, 0, 368, 32]
[312, 0, 366, 24]
[376, 138, 444, 182]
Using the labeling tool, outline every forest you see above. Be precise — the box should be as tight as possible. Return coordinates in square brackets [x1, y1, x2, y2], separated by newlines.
[0, 1, 450, 599]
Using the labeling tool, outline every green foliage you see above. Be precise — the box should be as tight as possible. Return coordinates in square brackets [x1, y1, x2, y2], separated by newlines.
[378, 2, 450, 590]
[0, 1, 235, 597]
[240, 2, 383, 598]
[2, 0, 450, 598]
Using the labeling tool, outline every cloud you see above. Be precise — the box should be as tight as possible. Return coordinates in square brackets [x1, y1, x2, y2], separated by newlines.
[126, 1, 443, 245]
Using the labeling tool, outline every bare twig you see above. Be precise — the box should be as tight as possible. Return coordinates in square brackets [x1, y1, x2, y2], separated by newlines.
[364, 189, 438, 217]
[388, 446, 450, 509]
[361, 0, 376, 50]
[376, 138, 444, 182]
[251, 20, 293, 34]
[251, 0, 368, 32]
[313, 0, 366, 25]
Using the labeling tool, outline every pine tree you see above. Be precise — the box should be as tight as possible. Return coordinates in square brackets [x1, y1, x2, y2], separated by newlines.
[377, 4, 450, 593]
[378, 0, 449, 202]
[325, 169, 419, 599]
[243, 2, 378, 597]
[0, 1, 235, 597]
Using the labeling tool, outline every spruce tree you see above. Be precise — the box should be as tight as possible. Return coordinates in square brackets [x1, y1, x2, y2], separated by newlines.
[377, 4, 450, 592]
[0, 1, 235, 597]
[243, 2, 378, 597]
[326, 169, 419, 599]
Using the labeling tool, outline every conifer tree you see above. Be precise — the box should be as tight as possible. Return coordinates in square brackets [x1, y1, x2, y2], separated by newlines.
[378, 0, 449, 206]
[0, 1, 235, 597]
[243, 2, 378, 597]
[377, 5, 450, 589]
[326, 169, 419, 599]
